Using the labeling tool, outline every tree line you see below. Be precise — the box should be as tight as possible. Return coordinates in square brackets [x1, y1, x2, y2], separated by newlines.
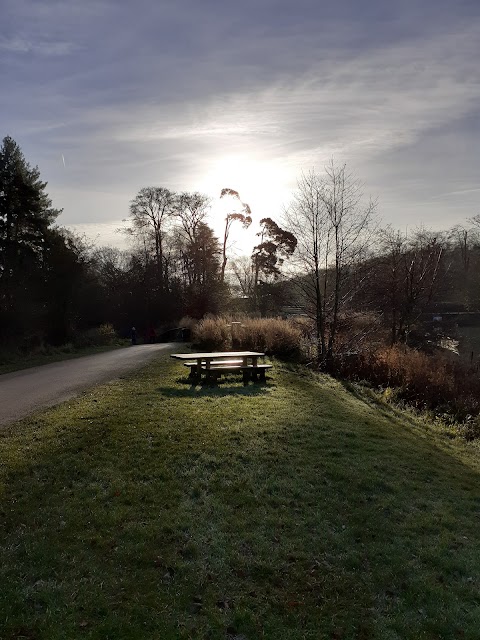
[0, 137, 295, 348]
[284, 162, 480, 368]
[1, 135, 479, 360]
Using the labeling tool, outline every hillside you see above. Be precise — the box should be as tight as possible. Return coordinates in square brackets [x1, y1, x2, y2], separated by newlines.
[1, 356, 479, 639]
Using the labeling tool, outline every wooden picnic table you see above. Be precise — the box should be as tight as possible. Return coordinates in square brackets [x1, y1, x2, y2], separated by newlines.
[170, 351, 269, 383]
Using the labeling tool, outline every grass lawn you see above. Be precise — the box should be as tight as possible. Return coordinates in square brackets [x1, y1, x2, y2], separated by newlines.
[0, 356, 479, 639]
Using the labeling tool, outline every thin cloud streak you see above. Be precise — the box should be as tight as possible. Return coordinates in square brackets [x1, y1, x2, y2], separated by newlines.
[0, 36, 77, 56]
[434, 188, 480, 199]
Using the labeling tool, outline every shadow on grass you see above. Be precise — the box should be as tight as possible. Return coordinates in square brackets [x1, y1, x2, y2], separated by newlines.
[341, 379, 420, 423]
[157, 376, 273, 397]
[341, 378, 462, 437]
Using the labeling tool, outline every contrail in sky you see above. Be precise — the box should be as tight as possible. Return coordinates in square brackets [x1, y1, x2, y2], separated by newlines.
[62, 154, 66, 168]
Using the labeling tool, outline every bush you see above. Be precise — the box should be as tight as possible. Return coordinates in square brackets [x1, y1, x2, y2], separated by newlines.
[192, 316, 303, 359]
[74, 323, 118, 348]
[178, 316, 198, 331]
[192, 316, 232, 351]
[0, 346, 21, 365]
[333, 343, 480, 423]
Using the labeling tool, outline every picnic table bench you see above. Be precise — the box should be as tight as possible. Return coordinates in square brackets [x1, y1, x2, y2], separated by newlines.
[171, 351, 272, 384]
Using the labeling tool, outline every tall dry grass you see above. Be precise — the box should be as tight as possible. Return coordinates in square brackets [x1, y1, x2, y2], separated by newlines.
[191, 313, 480, 427]
[192, 316, 302, 359]
[334, 343, 480, 420]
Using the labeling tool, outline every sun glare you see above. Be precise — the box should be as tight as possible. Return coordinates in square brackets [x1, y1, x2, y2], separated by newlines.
[202, 155, 289, 204]
[198, 155, 292, 254]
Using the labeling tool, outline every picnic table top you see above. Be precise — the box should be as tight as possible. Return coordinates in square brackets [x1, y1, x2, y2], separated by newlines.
[170, 351, 264, 360]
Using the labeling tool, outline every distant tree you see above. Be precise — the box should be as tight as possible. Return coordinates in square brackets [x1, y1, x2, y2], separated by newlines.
[463, 217, 480, 308]
[175, 191, 211, 244]
[231, 255, 255, 300]
[252, 217, 297, 280]
[469, 214, 480, 231]
[444, 224, 480, 311]
[369, 228, 406, 344]
[252, 217, 297, 313]
[123, 189, 223, 325]
[91, 246, 131, 288]
[42, 229, 94, 344]
[369, 228, 447, 344]
[177, 222, 223, 317]
[284, 162, 376, 369]
[127, 187, 176, 294]
[450, 225, 472, 273]
[89, 246, 133, 328]
[399, 230, 447, 337]
[219, 188, 252, 283]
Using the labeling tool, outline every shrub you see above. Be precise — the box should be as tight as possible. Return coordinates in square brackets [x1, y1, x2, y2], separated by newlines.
[241, 317, 302, 358]
[333, 343, 480, 423]
[74, 323, 118, 348]
[0, 346, 21, 365]
[60, 342, 75, 354]
[178, 316, 198, 331]
[192, 316, 303, 359]
[98, 323, 118, 345]
[192, 317, 233, 351]
[458, 416, 480, 441]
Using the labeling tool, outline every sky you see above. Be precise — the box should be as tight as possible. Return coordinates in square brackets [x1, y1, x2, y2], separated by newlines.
[1, 0, 479, 255]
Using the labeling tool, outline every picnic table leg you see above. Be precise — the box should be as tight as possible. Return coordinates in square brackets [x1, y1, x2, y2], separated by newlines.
[204, 358, 219, 385]
[241, 356, 249, 385]
[205, 361, 217, 384]
[192, 359, 202, 381]
[252, 356, 260, 381]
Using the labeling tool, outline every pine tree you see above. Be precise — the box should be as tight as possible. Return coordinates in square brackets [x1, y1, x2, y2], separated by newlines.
[0, 136, 62, 341]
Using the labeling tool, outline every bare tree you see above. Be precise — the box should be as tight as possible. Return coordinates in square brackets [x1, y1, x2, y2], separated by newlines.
[284, 161, 376, 369]
[400, 229, 445, 337]
[175, 191, 211, 244]
[128, 187, 176, 293]
[444, 224, 477, 310]
[370, 227, 447, 343]
[374, 228, 407, 344]
[450, 225, 472, 273]
[231, 255, 255, 299]
[469, 214, 480, 231]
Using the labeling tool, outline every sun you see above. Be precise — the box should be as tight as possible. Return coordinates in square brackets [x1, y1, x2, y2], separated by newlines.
[198, 155, 292, 254]
[201, 154, 289, 206]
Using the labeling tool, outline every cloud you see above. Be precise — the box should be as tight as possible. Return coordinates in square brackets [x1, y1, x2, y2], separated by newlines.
[23, 19, 476, 236]
[435, 188, 480, 199]
[2, 0, 479, 244]
[66, 20, 478, 186]
[0, 36, 76, 56]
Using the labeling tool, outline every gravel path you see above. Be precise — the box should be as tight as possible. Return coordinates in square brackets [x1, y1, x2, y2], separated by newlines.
[0, 344, 175, 427]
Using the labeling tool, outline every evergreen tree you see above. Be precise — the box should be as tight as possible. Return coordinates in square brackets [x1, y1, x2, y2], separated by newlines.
[0, 136, 61, 342]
